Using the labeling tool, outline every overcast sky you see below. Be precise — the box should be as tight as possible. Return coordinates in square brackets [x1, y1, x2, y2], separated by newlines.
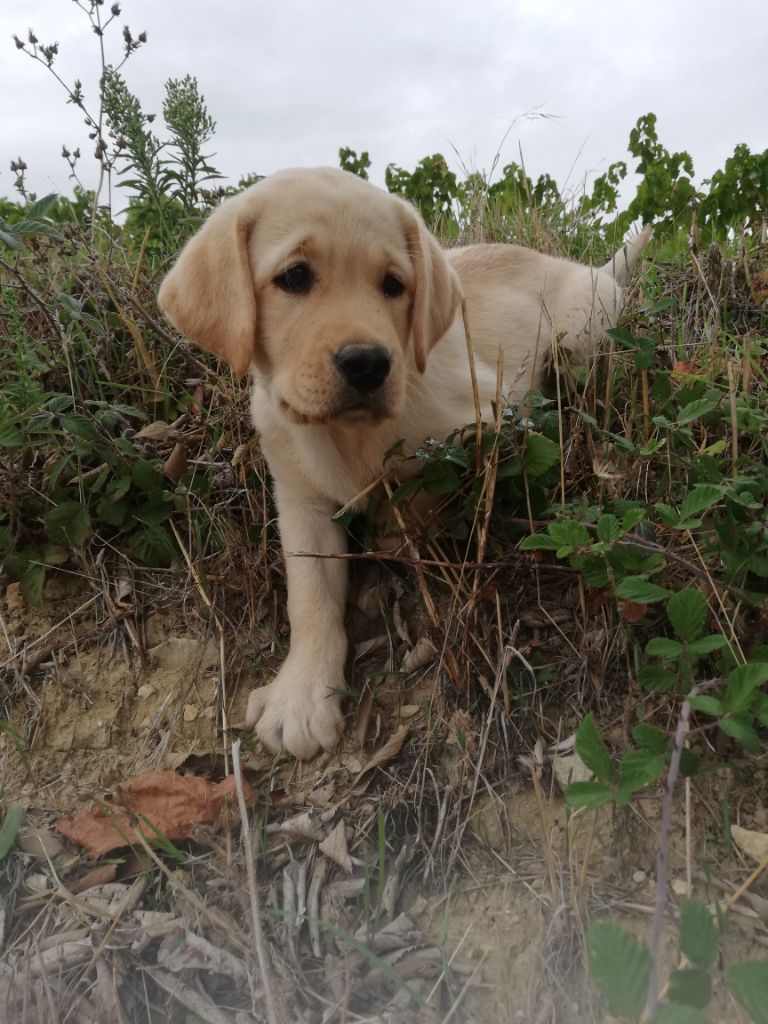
[1, 0, 765, 207]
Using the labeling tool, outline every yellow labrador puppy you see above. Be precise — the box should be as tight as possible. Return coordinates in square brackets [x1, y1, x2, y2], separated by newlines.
[159, 167, 649, 760]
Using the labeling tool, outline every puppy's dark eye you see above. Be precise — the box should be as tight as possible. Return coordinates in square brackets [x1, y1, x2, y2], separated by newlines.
[273, 262, 314, 295]
[381, 273, 405, 298]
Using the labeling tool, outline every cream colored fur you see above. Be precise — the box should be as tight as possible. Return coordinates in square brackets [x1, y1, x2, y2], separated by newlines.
[158, 167, 650, 759]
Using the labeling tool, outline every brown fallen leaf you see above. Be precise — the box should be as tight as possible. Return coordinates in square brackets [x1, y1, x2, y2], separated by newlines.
[4, 581, 24, 614]
[619, 599, 647, 623]
[319, 820, 353, 873]
[57, 771, 253, 859]
[134, 421, 174, 442]
[354, 724, 410, 783]
[163, 441, 188, 484]
[70, 863, 119, 894]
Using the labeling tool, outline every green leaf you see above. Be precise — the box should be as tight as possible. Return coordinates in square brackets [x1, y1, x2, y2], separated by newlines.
[596, 514, 622, 543]
[632, 723, 668, 755]
[586, 922, 651, 1017]
[564, 781, 615, 809]
[0, 424, 25, 447]
[519, 533, 559, 550]
[680, 747, 701, 777]
[726, 960, 768, 1024]
[422, 460, 461, 495]
[688, 634, 728, 656]
[638, 665, 678, 693]
[615, 576, 671, 603]
[688, 696, 723, 717]
[719, 713, 759, 752]
[677, 485, 726, 523]
[679, 900, 718, 967]
[725, 662, 768, 713]
[646, 637, 684, 660]
[667, 589, 708, 642]
[60, 413, 98, 441]
[22, 562, 46, 606]
[0, 807, 23, 861]
[45, 501, 91, 547]
[389, 476, 422, 506]
[24, 192, 59, 219]
[575, 713, 616, 783]
[523, 433, 560, 477]
[676, 398, 719, 424]
[618, 750, 665, 798]
[622, 507, 647, 533]
[648, 1007, 710, 1024]
[129, 525, 176, 567]
[668, 968, 711, 1009]
[548, 521, 590, 548]
[131, 458, 164, 492]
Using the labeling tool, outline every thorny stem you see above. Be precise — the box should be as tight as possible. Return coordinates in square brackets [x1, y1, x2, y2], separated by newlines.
[646, 679, 716, 1014]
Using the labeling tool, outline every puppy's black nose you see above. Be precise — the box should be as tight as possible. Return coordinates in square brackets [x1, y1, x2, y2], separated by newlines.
[333, 343, 391, 393]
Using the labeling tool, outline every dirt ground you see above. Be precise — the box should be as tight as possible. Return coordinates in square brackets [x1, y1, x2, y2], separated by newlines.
[1, 570, 767, 1023]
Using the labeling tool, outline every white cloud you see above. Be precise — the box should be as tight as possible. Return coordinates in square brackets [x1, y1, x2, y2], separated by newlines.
[1, 0, 764, 206]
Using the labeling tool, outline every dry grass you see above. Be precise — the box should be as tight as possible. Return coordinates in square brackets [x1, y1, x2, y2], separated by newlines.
[2, 223, 768, 1023]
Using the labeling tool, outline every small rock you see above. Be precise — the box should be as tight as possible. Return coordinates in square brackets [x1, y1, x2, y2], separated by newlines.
[183, 705, 199, 722]
[632, 870, 647, 884]
[551, 750, 593, 791]
[137, 684, 156, 700]
[671, 878, 689, 896]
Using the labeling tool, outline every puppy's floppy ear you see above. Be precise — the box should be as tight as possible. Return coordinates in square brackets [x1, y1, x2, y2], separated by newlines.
[158, 191, 259, 377]
[403, 206, 462, 373]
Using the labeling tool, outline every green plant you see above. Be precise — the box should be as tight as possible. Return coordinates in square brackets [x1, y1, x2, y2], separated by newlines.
[588, 907, 768, 1022]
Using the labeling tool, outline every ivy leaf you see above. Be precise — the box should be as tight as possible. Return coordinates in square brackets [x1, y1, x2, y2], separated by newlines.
[574, 713, 616, 783]
[587, 922, 651, 1017]
[679, 900, 717, 967]
[726, 960, 768, 1024]
[667, 589, 708, 642]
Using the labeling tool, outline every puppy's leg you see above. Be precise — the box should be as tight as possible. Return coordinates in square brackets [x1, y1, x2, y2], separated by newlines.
[246, 482, 348, 759]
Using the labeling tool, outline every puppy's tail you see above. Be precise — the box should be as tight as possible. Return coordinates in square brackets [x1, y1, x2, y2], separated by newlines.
[602, 224, 652, 286]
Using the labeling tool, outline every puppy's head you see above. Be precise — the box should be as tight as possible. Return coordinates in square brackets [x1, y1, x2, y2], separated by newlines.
[158, 168, 461, 425]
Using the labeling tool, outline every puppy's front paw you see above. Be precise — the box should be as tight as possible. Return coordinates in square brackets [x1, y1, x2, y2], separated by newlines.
[245, 657, 344, 760]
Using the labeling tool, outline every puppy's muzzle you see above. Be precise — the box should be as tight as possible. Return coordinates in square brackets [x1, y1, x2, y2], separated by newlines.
[333, 343, 391, 394]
